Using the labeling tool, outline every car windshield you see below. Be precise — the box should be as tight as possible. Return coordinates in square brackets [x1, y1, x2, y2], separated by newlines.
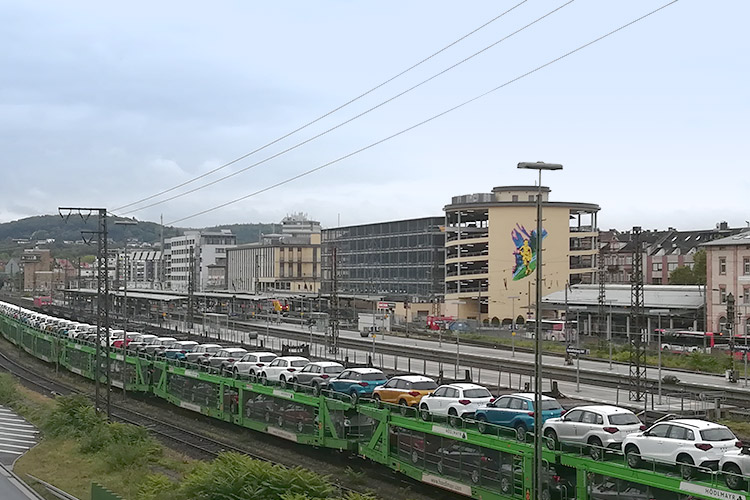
[205, 346, 221, 353]
[324, 366, 342, 374]
[464, 388, 492, 398]
[541, 400, 562, 410]
[259, 355, 276, 362]
[609, 413, 640, 425]
[361, 372, 386, 381]
[412, 381, 438, 390]
[701, 428, 735, 441]
[291, 360, 308, 367]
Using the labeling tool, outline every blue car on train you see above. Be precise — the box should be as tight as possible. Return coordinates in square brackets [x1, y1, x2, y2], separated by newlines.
[474, 393, 563, 442]
[323, 367, 388, 402]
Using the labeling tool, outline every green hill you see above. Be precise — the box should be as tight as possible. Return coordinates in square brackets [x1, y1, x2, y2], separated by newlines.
[0, 215, 277, 259]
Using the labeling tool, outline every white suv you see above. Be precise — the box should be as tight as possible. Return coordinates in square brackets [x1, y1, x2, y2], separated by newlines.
[231, 352, 278, 378]
[542, 405, 643, 460]
[623, 419, 740, 479]
[418, 383, 493, 426]
[719, 445, 750, 490]
[259, 356, 310, 387]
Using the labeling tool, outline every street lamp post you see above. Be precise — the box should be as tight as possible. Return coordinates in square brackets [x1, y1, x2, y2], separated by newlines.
[517, 161, 562, 500]
[608, 301, 614, 370]
[649, 309, 670, 404]
[509, 295, 519, 357]
[567, 305, 587, 393]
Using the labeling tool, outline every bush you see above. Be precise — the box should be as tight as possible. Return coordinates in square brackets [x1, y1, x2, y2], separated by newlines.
[43, 395, 104, 438]
[137, 474, 178, 500]
[180, 452, 335, 500]
[102, 439, 160, 471]
[78, 424, 112, 454]
[0, 373, 19, 405]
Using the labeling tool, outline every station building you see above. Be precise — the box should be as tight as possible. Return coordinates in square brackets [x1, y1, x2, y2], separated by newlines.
[702, 230, 750, 334]
[443, 185, 599, 325]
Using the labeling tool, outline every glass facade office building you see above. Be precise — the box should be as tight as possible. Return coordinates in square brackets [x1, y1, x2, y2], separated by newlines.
[321, 217, 445, 300]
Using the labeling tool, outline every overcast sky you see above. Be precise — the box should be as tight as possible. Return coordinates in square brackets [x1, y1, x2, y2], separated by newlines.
[1, 1, 747, 232]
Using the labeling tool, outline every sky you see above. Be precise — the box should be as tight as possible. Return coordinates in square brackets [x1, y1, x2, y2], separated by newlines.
[0, 1, 747, 232]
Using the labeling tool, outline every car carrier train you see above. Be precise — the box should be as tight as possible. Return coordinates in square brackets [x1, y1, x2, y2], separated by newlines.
[0, 301, 748, 500]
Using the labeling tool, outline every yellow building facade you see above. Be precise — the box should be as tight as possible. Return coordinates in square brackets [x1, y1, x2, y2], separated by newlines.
[443, 186, 600, 324]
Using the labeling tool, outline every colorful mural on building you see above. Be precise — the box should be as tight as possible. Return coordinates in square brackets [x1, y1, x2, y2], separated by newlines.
[511, 224, 547, 281]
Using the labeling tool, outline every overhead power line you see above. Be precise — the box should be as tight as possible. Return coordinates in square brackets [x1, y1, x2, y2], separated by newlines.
[166, 0, 679, 227]
[112, 1, 529, 213]
[115, 0, 575, 217]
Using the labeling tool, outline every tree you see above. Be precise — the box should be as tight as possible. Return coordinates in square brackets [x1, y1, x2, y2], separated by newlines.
[692, 249, 707, 284]
[669, 265, 698, 285]
[668, 249, 707, 285]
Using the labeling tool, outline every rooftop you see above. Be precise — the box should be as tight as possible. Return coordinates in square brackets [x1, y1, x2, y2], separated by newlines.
[543, 284, 705, 311]
[700, 230, 750, 247]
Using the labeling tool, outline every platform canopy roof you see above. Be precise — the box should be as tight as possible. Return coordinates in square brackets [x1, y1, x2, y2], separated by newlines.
[542, 284, 704, 313]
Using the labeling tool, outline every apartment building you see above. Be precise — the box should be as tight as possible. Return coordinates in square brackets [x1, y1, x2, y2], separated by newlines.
[226, 214, 321, 294]
[602, 223, 744, 285]
[165, 230, 236, 292]
[113, 249, 164, 289]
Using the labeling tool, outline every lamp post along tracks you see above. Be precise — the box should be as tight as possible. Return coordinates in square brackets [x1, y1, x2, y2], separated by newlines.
[517, 161, 562, 500]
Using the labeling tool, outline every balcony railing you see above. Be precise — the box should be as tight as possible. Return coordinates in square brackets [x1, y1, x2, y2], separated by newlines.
[446, 268, 489, 277]
[446, 250, 490, 260]
[446, 232, 490, 242]
[446, 286, 489, 295]
[569, 262, 595, 270]
[569, 242, 595, 251]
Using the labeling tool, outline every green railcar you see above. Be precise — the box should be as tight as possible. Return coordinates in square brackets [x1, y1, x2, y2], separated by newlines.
[153, 362, 370, 450]
[2, 309, 750, 500]
[357, 402, 750, 500]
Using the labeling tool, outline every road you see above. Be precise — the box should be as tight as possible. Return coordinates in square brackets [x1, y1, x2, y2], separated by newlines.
[190, 319, 735, 414]
[0, 406, 37, 467]
[0, 406, 41, 500]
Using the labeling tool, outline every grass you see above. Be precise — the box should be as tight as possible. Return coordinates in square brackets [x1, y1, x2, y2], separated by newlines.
[721, 420, 750, 442]
[3, 374, 378, 500]
[2, 374, 193, 500]
[14, 438, 191, 500]
[438, 330, 741, 376]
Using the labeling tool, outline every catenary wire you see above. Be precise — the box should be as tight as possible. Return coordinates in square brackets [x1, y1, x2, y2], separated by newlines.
[115, 0, 575, 217]
[112, 1, 529, 213]
[166, 0, 679, 226]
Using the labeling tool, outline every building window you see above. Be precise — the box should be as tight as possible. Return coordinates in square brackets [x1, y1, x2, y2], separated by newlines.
[652, 262, 662, 272]
[528, 195, 534, 202]
[720, 287, 727, 304]
[668, 262, 678, 272]
[744, 288, 750, 304]
[512, 195, 518, 202]
[719, 257, 727, 275]
[652, 277, 662, 284]
[744, 257, 750, 275]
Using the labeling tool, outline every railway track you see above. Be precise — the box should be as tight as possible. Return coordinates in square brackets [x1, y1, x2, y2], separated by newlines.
[0, 349, 362, 495]
[0, 344, 455, 500]
[236, 321, 750, 409]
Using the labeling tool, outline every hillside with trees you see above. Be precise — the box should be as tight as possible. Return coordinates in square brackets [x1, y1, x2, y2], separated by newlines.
[0, 215, 279, 259]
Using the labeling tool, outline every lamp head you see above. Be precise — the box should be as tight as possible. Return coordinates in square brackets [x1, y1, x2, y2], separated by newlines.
[517, 161, 563, 171]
